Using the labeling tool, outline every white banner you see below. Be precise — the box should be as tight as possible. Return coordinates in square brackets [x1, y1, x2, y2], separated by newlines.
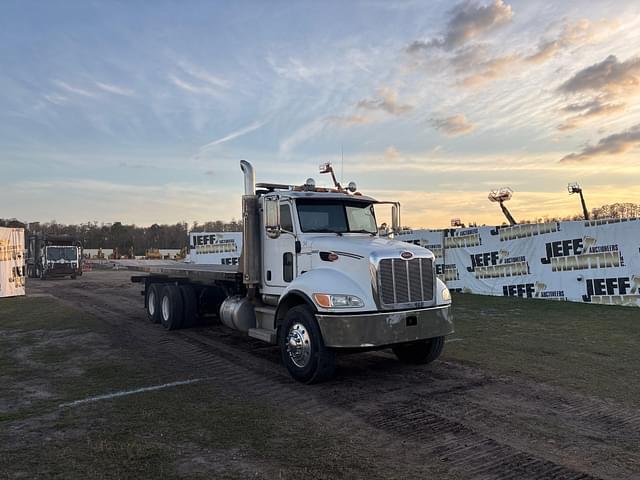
[397, 218, 640, 307]
[187, 232, 242, 266]
[0, 227, 26, 298]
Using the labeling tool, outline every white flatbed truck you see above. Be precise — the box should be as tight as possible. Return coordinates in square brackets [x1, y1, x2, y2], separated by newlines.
[131, 161, 453, 383]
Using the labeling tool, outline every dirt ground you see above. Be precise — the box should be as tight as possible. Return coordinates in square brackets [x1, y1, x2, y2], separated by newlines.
[2, 270, 639, 479]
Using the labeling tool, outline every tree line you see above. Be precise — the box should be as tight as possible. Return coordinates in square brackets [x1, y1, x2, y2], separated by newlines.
[0, 219, 242, 257]
[2, 202, 638, 253]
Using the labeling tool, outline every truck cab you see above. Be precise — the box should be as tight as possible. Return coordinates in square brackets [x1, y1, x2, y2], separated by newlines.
[27, 234, 83, 280]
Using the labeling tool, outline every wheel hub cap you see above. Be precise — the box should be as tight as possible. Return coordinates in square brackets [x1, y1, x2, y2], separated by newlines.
[286, 323, 311, 368]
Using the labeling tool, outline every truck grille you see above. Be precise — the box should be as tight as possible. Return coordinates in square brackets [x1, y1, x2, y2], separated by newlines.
[378, 257, 434, 307]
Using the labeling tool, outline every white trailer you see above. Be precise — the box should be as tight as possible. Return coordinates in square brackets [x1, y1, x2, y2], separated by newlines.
[131, 161, 453, 383]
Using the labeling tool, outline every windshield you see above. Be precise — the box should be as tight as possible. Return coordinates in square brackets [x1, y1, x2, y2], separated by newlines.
[46, 246, 78, 261]
[296, 200, 377, 234]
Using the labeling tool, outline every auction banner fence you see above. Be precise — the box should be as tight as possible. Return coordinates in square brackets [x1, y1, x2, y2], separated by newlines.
[187, 232, 242, 266]
[397, 218, 640, 307]
[0, 227, 26, 298]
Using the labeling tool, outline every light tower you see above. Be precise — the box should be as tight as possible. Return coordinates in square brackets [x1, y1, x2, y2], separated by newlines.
[488, 187, 517, 226]
[568, 182, 589, 220]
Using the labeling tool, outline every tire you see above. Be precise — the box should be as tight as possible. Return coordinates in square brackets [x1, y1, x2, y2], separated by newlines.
[146, 283, 163, 324]
[392, 336, 445, 365]
[159, 285, 184, 330]
[179, 285, 199, 328]
[279, 305, 336, 384]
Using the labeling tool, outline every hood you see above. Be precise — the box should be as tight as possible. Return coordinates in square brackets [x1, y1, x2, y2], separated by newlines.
[303, 234, 434, 261]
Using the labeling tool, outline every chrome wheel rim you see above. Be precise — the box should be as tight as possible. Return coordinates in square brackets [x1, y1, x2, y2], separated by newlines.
[286, 322, 311, 368]
[162, 295, 170, 322]
[148, 291, 156, 316]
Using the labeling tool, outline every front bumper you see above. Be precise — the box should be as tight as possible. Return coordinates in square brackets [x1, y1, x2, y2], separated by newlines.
[316, 305, 453, 348]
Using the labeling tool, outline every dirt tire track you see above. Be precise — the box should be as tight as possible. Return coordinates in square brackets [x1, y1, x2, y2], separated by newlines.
[28, 271, 640, 479]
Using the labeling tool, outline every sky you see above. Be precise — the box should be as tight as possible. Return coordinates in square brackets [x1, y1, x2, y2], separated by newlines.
[1, 0, 639, 228]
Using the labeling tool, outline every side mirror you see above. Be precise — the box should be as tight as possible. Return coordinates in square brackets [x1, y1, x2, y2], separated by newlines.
[391, 203, 401, 233]
[264, 196, 281, 239]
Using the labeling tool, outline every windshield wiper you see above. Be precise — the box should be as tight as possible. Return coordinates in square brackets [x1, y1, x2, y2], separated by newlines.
[304, 229, 345, 236]
[349, 229, 376, 236]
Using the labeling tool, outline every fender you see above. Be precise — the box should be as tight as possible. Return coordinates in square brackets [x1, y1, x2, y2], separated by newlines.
[278, 268, 374, 316]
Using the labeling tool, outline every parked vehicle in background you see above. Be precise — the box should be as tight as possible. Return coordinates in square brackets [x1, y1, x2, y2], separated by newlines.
[131, 161, 453, 383]
[26, 233, 83, 280]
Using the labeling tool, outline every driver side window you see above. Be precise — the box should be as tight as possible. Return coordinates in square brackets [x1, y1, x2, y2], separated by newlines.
[280, 204, 294, 232]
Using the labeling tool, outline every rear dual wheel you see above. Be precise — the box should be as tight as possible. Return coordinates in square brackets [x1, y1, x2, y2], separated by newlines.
[146, 283, 199, 329]
[146, 284, 163, 324]
[160, 286, 184, 330]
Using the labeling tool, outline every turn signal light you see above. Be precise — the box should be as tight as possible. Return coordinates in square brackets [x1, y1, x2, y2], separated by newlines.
[313, 293, 332, 308]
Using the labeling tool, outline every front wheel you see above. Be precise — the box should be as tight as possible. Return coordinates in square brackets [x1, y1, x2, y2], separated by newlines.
[392, 336, 445, 365]
[279, 305, 336, 384]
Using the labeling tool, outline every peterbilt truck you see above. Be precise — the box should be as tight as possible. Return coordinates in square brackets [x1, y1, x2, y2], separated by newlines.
[27, 233, 83, 280]
[131, 161, 453, 383]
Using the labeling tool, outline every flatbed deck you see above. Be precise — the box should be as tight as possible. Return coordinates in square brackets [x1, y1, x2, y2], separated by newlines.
[128, 262, 241, 284]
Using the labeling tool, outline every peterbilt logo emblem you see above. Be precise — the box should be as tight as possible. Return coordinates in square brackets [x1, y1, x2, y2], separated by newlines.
[400, 251, 413, 259]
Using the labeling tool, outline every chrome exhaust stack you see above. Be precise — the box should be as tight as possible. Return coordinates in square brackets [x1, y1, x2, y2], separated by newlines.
[240, 159, 255, 195]
[240, 160, 260, 288]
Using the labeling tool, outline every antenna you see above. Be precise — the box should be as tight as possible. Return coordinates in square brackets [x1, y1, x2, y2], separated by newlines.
[568, 182, 590, 220]
[488, 187, 517, 225]
[341, 144, 344, 185]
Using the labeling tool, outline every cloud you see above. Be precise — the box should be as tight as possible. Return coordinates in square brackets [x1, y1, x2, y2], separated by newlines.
[524, 19, 618, 64]
[327, 114, 373, 127]
[169, 74, 225, 98]
[169, 62, 230, 98]
[408, 0, 513, 52]
[560, 123, 640, 162]
[279, 117, 327, 154]
[431, 114, 476, 136]
[357, 87, 413, 115]
[557, 98, 625, 131]
[178, 62, 230, 89]
[43, 93, 68, 106]
[559, 54, 640, 95]
[54, 81, 96, 97]
[459, 54, 520, 87]
[95, 82, 135, 97]
[556, 54, 640, 129]
[199, 120, 266, 150]
[426, 18, 620, 90]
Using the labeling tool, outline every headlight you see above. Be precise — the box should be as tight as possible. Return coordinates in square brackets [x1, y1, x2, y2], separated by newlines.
[313, 293, 364, 308]
[441, 287, 451, 303]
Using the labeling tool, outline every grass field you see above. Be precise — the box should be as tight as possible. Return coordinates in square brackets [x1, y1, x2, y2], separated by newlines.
[444, 293, 640, 405]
